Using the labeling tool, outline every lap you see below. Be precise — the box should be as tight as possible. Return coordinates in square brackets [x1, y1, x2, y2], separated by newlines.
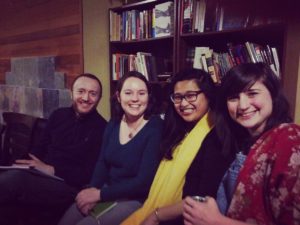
[98, 200, 142, 225]
[0, 169, 77, 205]
[0, 170, 78, 225]
[59, 200, 142, 225]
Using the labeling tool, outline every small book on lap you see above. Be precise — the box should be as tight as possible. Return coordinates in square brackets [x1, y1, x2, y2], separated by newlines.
[89, 201, 118, 219]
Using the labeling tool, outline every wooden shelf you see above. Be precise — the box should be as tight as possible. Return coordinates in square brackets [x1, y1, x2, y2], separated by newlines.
[111, 0, 173, 11]
[110, 35, 174, 44]
[108, 0, 294, 115]
[180, 23, 285, 37]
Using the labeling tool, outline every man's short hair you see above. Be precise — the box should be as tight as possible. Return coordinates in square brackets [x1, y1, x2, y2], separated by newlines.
[71, 73, 102, 97]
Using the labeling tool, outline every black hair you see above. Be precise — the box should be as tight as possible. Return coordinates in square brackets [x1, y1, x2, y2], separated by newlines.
[111, 70, 156, 121]
[161, 68, 216, 160]
[71, 73, 102, 97]
[215, 62, 292, 156]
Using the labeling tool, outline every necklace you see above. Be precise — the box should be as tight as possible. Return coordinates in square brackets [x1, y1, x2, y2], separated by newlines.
[128, 132, 134, 139]
[123, 116, 145, 139]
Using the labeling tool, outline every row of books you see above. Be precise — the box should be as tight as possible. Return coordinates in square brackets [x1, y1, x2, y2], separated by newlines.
[112, 52, 154, 81]
[181, 0, 283, 34]
[110, 1, 174, 41]
[112, 52, 172, 82]
[188, 42, 280, 83]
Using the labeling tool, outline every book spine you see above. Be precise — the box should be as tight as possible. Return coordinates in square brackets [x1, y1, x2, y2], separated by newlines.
[205, 50, 218, 83]
[198, 0, 206, 33]
[245, 42, 257, 63]
[271, 47, 280, 77]
[227, 43, 237, 66]
[182, 0, 192, 33]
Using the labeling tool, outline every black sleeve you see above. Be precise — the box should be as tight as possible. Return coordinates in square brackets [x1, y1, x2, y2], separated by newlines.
[30, 111, 57, 159]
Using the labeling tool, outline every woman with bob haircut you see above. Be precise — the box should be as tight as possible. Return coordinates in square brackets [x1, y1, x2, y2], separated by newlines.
[59, 71, 163, 225]
[183, 63, 300, 225]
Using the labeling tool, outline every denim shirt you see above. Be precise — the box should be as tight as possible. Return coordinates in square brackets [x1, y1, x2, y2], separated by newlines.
[216, 151, 247, 214]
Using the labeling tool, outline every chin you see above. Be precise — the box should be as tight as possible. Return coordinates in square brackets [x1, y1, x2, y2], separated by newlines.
[78, 111, 91, 115]
[75, 107, 95, 115]
[182, 117, 195, 123]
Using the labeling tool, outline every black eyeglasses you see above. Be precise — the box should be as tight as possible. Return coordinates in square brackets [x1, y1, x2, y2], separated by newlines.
[170, 90, 203, 104]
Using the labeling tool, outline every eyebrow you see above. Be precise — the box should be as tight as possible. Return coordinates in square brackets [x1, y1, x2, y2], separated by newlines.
[123, 89, 147, 92]
[246, 87, 261, 92]
[174, 90, 200, 94]
[76, 88, 98, 92]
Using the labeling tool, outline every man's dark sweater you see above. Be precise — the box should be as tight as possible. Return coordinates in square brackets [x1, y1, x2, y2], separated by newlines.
[0, 107, 107, 225]
[32, 107, 107, 188]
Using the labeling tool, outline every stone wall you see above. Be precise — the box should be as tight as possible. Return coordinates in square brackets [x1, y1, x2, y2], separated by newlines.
[0, 56, 72, 122]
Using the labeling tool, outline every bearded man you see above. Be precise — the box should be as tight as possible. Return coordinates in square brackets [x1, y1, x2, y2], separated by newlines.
[0, 73, 107, 225]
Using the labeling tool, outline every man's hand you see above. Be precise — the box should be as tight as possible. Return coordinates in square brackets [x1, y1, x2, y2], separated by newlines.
[15, 153, 55, 175]
[76, 187, 101, 215]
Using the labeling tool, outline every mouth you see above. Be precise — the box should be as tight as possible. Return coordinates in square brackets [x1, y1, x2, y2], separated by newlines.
[79, 101, 92, 108]
[129, 104, 141, 109]
[237, 110, 256, 119]
[180, 108, 194, 115]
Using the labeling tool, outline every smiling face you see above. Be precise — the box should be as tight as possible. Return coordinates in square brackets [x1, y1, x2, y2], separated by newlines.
[71, 76, 101, 115]
[118, 77, 149, 120]
[173, 79, 209, 123]
[227, 80, 273, 136]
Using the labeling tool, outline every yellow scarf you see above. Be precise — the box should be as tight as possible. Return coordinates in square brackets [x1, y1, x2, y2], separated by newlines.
[121, 113, 212, 225]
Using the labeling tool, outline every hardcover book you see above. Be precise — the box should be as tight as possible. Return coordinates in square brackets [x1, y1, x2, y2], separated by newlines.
[90, 202, 118, 219]
[204, 0, 218, 32]
[182, 0, 192, 33]
[219, 0, 250, 31]
[193, 47, 210, 69]
[154, 1, 174, 37]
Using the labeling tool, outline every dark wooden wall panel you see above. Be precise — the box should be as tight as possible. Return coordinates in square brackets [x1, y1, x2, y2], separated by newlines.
[0, 0, 83, 88]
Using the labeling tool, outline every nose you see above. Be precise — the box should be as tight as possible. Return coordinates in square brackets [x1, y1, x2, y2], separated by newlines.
[82, 92, 89, 101]
[180, 97, 190, 106]
[131, 93, 138, 101]
[238, 94, 250, 110]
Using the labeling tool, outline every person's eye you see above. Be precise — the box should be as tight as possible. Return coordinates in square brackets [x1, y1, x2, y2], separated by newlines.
[185, 93, 196, 100]
[247, 91, 258, 97]
[124, 91, 132, 95]
[173, 95, 182, 101]
[227, 95, 239, 101]
[139, 91, 147, 96]
[77, 90, 84, 94]
[90, 92, 98, 97]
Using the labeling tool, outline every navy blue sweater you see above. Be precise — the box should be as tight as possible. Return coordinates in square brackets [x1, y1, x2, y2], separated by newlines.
[90, 115, 163, 202]
[32, 107, 107, 188]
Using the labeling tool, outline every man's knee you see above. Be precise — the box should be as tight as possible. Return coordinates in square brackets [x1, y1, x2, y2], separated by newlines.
[0, 170, 25, 185]
[0, 170, 27, 201]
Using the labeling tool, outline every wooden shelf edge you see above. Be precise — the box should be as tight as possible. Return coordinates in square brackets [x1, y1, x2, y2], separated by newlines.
[110, 35, 174, 44]
[111, 0, 171, 11]
[180, 23, 286, 38]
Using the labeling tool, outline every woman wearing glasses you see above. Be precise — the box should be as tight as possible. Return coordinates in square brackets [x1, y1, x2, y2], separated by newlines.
[121, 69, 228, 225]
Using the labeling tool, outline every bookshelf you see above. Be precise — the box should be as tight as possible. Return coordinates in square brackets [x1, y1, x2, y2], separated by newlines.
[177, 0, 286, 83]
[177, 23, 285, 81]
[109, 0, 177, 112]
[108, 0, 298, 117]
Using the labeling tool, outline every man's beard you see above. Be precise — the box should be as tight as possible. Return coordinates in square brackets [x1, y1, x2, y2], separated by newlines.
[72, 102, 97, 117]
